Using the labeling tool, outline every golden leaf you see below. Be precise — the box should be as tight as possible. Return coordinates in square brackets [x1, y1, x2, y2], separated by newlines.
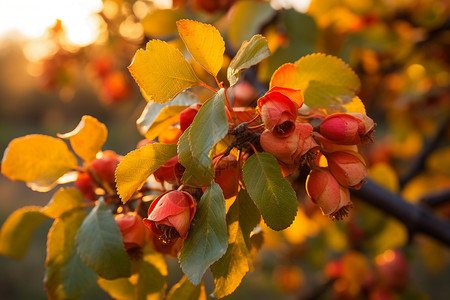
[58, 115, 107, 162]
[128, 40, 201, 103]
[177, 19, 225, 77]
[1, 135, 78, 190]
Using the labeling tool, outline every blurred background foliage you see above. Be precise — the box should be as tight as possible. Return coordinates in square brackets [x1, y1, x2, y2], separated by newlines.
[0, 0, 449, 299]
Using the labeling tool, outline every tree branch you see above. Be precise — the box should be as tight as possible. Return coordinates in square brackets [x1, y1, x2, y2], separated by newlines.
[352, 179, 450, 247]
[399, 117, 449, 189]
[420, 189, 450, 208]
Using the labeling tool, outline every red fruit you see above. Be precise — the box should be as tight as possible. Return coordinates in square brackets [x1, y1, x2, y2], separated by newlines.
[115, 212, 146, 251]
[306, 168, 352, 220]
[315, 113, 375, 145]
[214, 155, 239, 199]
[375, 249, 409, 289]
[100, 71, 132, 105]
[74, 172, 97, 201]
[193, 0, 234, 13]
[327, 151, 367, 189]
[153, 156, 185, 185]
[325, 259, 343, 279]
[257, 86, 302, 137]
[233, 81, 257, 107]
[260, 122, 318, 166]
[143, 190, 196, 244]
[89, 151, 121, 189]
[179, 103, 201, 132]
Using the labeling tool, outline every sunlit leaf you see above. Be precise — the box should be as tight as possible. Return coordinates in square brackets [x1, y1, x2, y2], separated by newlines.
[369, 163, 399, 193]
[228, 34, 271, 86]
[42, 187, 84, 219]
[242, 152, 297, 231]
[98, 277, 135, 300]
[137, 91, 198, 140]
[141, 9, 186, 38]
[1, 134, 78, 191]
[167, 276, 206, 300]
[343, 96, 366, 114]
[0, 206, 48, 259]
[75, 199, 131, 279]
[228, 1, 275, 49]
[178, 89, 228, 186]
[45, 210, 96, 299]
[177, 19, 225, 77]
[135, 244, 167, 300]
[426, 147, 450, 177]
[57, 115, 107, 163]
[211, 189, 261, 298]
[179, 182, 228, 285]
[270, 53, 360, 108]
[369, 219, 407, 254]
[269, 63, 297, 88]
[128, 40, 201, 103]
[116, 143, 178, 203]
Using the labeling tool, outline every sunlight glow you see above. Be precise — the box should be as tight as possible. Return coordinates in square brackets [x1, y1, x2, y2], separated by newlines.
[270, 0, 312, 12]
[0, 0, 103, 45]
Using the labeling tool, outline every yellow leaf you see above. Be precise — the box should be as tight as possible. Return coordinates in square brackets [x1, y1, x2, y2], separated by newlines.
[283, 208, 321, 245]
[128, 40, 201, 103]
[141, 9, 186, 38]
[115, 143, 178, 203]
[177, 19, 225, 77]
[58, 115, 107, 163]
[370, 219, 407, 254]
[369, 163, 399, 193]
[1, 135, 78, 190]
[343, 96, 366, 114]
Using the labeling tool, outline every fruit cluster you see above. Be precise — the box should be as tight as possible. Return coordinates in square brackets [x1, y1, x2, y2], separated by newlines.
[74, 150, 122, 201]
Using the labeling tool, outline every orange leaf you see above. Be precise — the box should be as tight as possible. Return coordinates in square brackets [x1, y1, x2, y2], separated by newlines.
[269, 63, 297, 89]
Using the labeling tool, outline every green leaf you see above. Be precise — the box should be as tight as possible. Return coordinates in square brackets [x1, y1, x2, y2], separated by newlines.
[0, 206, 48, 259]
[242, 152, 297, 231]
[227, 1, 276, 49]
[228, 34, 271, 86]
[211, 189, 261, 298]
[135, 245, 167, 300]
[179, 182, 228, 285]
[167, 276, 206, 300]
[116, 143, 178, 203]
[128, 39, 201, 103]
[137, 91, 198, 140]
[178, 89, 228, 186]
[1, 134, 78, 192]
[75, 199, 131, 279]
[258, 10, 317, 82]
[45, 210, 97, 299]
[98, 277, 136, 300]
[270, 53, 360, 108]
[42, 187, 84, 219]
